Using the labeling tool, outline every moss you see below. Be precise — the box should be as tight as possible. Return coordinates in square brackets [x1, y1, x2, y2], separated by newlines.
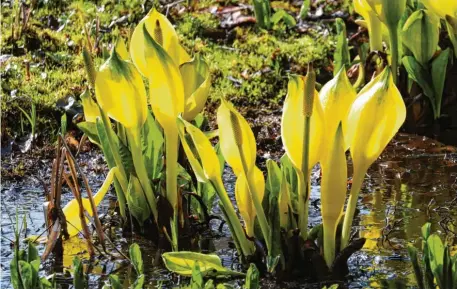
[1, 0, 337, 139]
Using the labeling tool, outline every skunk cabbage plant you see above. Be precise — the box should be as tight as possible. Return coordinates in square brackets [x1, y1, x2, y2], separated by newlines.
[341, 67, 406, 249]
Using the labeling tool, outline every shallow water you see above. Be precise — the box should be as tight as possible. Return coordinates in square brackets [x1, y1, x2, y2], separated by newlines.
[1, 134, 456, 288]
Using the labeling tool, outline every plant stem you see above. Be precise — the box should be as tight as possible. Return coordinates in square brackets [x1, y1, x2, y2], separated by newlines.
[126, 128, 158, 222]
[211, 178, 255, 257]
[323, 221, 337, 269]
[388, 25, 399, 85]
[165, 129, 179, 250]
[100, 112, 129, 191]
[298, 115, 311, 240]
[245, 172, 272, 253]
[340, 169, 366, 250]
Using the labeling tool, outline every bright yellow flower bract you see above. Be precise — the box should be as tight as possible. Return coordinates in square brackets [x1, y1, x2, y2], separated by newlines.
[181, 54, 211, 121]
[281, 74, 325, 172]
[64, 168, 115, 237]
[319, 67, 357, 149]
[95, 41, 148, 130]
[217, 98, 257, 176]
[341, 67, 406, 250]
[421, 0, 457, 19]
[131, 23, 185, 130]
[347, 67, 406, 171]
[235, 166, 265, 237]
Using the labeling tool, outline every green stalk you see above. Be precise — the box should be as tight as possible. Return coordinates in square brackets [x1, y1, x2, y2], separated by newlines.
[323, 222, 337, 269]
[340, 169, 366, 250]
[126, 128, 159, 221]
[164, 129, 179, 250]
[245, 172, 272, 253]
[298, 116, 311, 240]
[211, 178, 255, 257]
[387, 25, 399, 84]
[367, 15, 383, 52]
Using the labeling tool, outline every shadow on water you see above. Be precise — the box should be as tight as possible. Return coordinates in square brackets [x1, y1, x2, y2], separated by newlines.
[1, 134, 456, 288]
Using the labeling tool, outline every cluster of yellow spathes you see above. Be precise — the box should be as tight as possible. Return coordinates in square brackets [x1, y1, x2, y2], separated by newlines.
[80, 9, 210, 249]
[281, 66, 406, 268]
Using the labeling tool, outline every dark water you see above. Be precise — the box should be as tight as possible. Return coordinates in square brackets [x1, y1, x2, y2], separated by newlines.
[1, 134, 456, 288]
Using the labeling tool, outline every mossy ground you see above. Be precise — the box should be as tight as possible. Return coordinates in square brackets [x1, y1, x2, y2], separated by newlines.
[1, 0, 341, 141]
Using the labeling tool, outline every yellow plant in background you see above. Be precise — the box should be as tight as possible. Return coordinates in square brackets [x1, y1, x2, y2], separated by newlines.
[421, 0, 457, 58]
[341, 67, 406, 250]
[281, 67, 324, 240]
[217, 98, 272, 252]
[177, 117, 255, 257]
[365, 0, 407, 83]
[353, 0, 384, 51]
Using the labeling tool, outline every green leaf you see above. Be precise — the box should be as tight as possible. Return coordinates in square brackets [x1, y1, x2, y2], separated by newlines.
[78, 122, 101, 145]
[271, 10, 296, 27]
[141, 112, 164, 180]
[204, 280, 216, 289]
[27, 242, 39, 263]
[132, 275, 145, 289]
[422, 223, 431, 240]
[267, 196, 282, 272]
[431, 48, 451, 119]
[402, 56, 435, 108]
[407, 245, 425, 289]
[191, 262, 205, 289]
[129, 243, 144, 275]
[61, 113, 67, 137]
[162, 252, 245, 277]
[117, 134, 135, 175]
[427, 234, 445, 288]
[19, 260, 33, 289]
[244, 263, 260, 289]
[73, 256, 85, 289]
[334, 18, 351, 76]
[280, 154, 298, 213]
[109, 275, 123, 289]
[299, 0, 311, 20]
[127, 175, 150, 225]
[10, 255, 20, 289]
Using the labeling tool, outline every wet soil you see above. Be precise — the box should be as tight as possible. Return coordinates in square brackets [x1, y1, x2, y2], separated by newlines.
[1, 127, 456, 288]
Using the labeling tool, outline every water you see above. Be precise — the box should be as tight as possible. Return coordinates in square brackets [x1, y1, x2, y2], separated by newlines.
[1, 134, 456, 288]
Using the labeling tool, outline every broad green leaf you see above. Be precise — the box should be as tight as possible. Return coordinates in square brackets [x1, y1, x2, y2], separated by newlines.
[266, 160, 282, 200]
[402, 56, 435, 107]
[127, 175, 150, 225]
[334, 18, 351, 75]
[19, 261, 33, 289]
[77, 122, 101, 145]
[129, 243, 144, 275]
[422, 223, 431, 241]
[280, 154, 298, 213]
[10, 254, 20, 289]
[401, 9, 440, 66]
[27, 242, 39, 263]
[162, 252, 244, 277]
[407, 245, 425, 289]
[267, 196, 282, 272]
[427, 234, 444, 288]
[431, 48, 451, 119]
[245, 264, 260, 289]
[142, 112, 164, 179]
